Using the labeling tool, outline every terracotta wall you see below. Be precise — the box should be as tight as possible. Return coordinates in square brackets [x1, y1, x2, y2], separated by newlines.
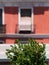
[34, 7, 49, 43]
[4, 7, 49, 43]
[4, 7, 18, 44]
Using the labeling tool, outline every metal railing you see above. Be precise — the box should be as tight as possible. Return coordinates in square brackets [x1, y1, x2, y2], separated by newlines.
[0, 25, 6, 33]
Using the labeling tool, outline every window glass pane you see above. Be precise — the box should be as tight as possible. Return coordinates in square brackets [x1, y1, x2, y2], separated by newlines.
[0, 9, 2, 25]
[21, 9, 31, 17]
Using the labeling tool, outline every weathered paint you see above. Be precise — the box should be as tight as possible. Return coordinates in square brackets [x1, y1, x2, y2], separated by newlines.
[4, 7, 18, 44]
[34, 7, 49, 43]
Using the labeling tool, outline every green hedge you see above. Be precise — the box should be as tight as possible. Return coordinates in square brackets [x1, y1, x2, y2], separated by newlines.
[6, 39, 47, 65]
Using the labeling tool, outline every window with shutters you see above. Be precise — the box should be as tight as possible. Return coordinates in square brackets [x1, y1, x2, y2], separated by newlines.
[19, 8, 33, 33]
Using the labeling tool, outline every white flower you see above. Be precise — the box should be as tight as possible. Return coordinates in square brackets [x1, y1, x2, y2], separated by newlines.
[10, 53, 14, 56]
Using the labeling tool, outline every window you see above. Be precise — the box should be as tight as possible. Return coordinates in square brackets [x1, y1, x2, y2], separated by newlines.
[19, 8, 33, 33]
[0, 8, 6, 34]
[21, 9, 31, 17]
[0, 9, 2, 25]
[0, 8, 5, 44]
[0, 39, 5, 44]
[0, 8, 4, 25]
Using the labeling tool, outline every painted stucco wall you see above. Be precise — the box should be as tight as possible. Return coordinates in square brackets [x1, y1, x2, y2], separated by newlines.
[4, 7, 18, 43]
[34, 7, 49, 43]
[4, 7, 49, 43]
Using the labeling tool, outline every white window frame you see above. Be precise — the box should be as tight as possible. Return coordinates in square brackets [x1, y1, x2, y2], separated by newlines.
[0, 7, 4, 25]
[18, 7, 34, 32]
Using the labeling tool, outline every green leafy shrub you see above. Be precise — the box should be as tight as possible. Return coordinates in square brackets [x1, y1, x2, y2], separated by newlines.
[6, 39, 46, 65]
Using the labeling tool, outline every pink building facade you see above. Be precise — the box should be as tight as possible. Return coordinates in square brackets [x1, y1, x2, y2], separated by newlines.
[3, 7, 49, 43]
[0, 0, 49, 65]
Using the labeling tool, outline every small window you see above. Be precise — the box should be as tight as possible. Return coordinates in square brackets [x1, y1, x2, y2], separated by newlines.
[19, 8, 33, 33]
[0, 9, 2, 25]
[21, 9, 31, 17]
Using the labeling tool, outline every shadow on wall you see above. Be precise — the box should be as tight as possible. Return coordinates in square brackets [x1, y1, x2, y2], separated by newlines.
[5, 7, 49, 15]
[4, 7, 18, 34]
[34, 7, 49, 15]
[5, 7, 18, 14]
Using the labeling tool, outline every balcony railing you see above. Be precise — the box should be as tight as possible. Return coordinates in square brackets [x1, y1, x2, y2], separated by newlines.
[0, 25, 6, 33]
[19, 24, 32, 31]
